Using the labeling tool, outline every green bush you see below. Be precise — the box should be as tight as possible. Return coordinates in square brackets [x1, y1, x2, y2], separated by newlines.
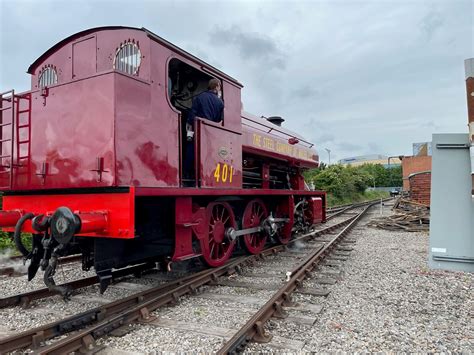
[0, 231, 32, 254]
[304, 163, 400, 206]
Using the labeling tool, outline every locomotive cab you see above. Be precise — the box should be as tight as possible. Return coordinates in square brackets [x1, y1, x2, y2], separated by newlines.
[167, 58, 224, 185]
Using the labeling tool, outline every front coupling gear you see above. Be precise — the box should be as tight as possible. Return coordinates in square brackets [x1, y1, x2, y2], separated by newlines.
[50, 207, 81, 245]
[32, 214, 51, 232]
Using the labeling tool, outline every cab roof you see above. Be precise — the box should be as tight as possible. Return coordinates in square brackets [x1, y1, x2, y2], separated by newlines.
[27, 26, 242, 87]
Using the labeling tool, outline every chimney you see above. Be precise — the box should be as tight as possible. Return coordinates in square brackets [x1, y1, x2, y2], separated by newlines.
[267, 116, 285, 127]
[464, 58, 474, 193]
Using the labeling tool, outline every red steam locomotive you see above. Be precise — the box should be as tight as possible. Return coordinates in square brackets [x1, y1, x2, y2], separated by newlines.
[0, 27, 325, 293]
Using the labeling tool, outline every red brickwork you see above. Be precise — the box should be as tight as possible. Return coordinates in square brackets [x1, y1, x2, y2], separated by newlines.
[402, 156, 432, 191]
[408, 172, 431, 206]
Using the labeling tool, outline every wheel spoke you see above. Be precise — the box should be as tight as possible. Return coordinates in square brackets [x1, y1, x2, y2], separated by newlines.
[242, 200, 268, 254]
[213, 206, 218, 221]
[210, 239, 214, 252]
[202, 202, 236, 266]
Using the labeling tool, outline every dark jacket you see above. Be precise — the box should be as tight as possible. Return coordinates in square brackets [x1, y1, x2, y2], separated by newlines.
[187, 90, 224, 124]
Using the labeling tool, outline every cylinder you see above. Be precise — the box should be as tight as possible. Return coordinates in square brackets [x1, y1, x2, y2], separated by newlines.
[0, 210, 22, 227]
[77, 212, 108, 234]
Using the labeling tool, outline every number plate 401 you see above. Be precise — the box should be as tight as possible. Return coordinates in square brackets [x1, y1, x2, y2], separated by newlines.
[214, 163, 234, 183]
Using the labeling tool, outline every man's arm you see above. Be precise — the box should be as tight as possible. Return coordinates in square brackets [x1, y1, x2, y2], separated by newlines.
[187, 97, 200, 126]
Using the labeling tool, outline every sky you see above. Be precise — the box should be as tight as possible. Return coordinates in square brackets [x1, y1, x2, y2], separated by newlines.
[0, 0, 473, 163]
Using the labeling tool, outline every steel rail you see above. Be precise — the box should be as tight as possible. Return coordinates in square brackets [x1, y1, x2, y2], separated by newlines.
[326, 197, 391, 220]
[0, 262, 154, 309]
[327, 197, 390, 212]
[217, 203, 375, 354]
[326, 205, 353, 221]
[0, 215, 360, 354]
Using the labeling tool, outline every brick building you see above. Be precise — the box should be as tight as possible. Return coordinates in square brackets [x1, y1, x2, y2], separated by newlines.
[402, 156, 432, 206]
[408, 172, 431, 206]
[401, 156, 432, 190]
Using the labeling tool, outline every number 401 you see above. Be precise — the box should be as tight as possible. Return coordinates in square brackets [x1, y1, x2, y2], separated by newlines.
[214, 163, 233, 183]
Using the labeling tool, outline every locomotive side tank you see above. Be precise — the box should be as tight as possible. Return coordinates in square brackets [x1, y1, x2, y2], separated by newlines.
[0, 27, 325, 293]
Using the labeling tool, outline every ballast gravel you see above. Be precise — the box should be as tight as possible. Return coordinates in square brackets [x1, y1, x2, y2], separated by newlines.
[248, 203, 473, 353]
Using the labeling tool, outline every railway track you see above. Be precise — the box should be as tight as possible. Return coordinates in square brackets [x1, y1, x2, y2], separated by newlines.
[0, 205, 372, 354]
[218, 203, 372, 353]
[0, 262, 156, 308]
[326, 198, 391, 220]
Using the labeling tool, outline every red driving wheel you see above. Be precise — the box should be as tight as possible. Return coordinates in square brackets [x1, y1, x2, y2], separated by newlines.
[242, 199, 268, 254]
[200, 202, 237, 267]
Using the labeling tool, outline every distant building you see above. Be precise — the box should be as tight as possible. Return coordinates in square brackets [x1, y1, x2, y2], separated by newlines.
[338, 154, 402, 168]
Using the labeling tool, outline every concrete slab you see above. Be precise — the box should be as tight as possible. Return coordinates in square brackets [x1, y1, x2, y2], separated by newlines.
[196, 292, 264, 307]
[284, 314, 318, 326]
[216, 279, 280, 291]
[0, 325, 14, 340]
[285, 303, 323, 314]
[97, 347, 141, 355]
[312, 277, 337, 285]
[268, 335, 306, 351]
[323, 260, 342, 267]
[297, 287, 330, 297]
[151, 318, 234, 338]
[333, 251, 351, 257]
[327, 256, 348, 261]
[110, 282, 150, 292]
[317, 269, 341, 277]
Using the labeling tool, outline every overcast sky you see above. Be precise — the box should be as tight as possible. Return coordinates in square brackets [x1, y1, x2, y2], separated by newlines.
[1, 0, 473, 163]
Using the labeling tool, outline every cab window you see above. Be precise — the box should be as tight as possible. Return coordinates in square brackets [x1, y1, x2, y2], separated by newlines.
[168, 58, 223, 123]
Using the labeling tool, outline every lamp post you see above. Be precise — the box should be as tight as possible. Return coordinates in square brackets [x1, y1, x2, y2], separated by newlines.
[325, 148, 331, 165]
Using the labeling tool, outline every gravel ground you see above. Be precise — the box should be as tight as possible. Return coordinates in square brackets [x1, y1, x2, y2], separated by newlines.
[248, 203, 473, 353]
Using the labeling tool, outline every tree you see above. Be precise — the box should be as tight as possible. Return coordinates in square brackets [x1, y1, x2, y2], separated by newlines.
[303, 162, 402, 205]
